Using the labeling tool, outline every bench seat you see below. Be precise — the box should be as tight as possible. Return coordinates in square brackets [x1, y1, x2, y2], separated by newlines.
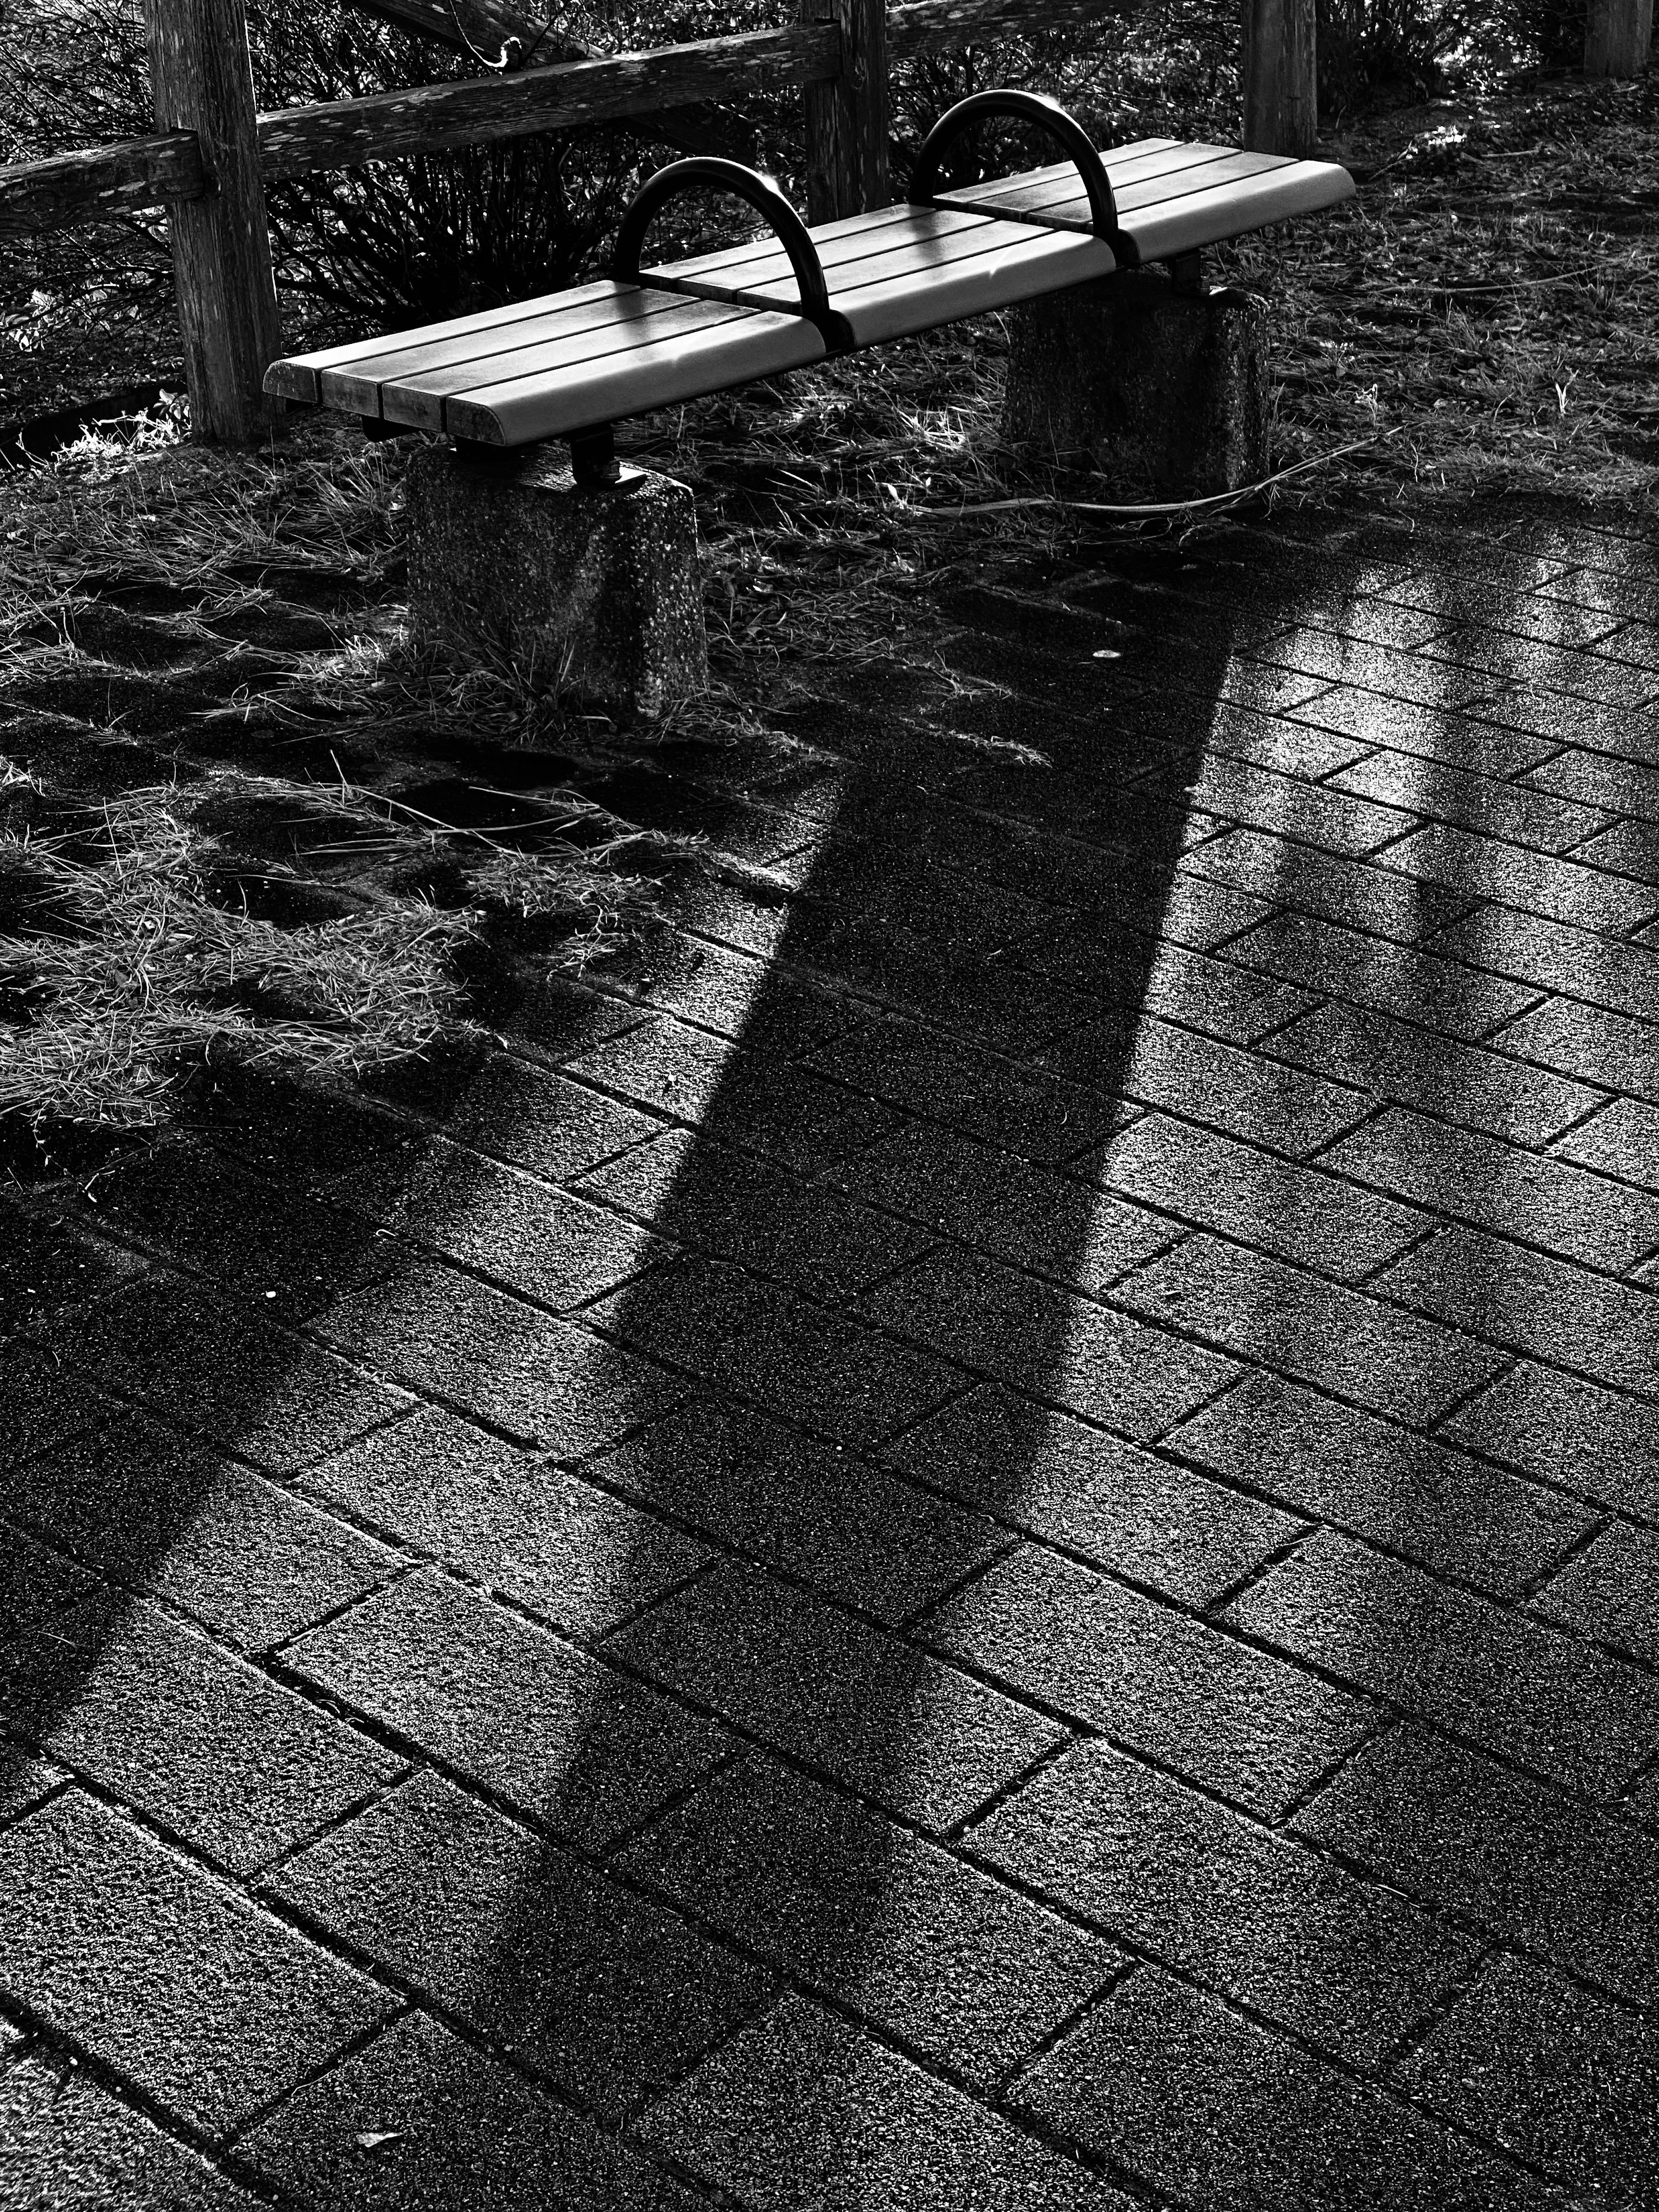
[264, 126, 1353, 448]
[942, 137, 1355, 263]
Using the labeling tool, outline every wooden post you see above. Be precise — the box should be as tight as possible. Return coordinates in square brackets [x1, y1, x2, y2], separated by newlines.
[801, 0, 890, 223]
[1586, 0, 1654, 74]
[1241, 0, 1317, 158]
[147, 0, 283, 441]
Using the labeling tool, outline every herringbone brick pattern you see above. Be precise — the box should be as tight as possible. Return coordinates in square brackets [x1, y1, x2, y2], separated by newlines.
[3, 500, 1657, 2209]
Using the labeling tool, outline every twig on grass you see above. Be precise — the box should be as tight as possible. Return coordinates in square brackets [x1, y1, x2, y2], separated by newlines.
[912, 430, 1404, 522]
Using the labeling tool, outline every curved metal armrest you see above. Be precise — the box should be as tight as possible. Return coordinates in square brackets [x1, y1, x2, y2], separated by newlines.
[909, 89, 1121, 245]
[614, 157, 848, 350]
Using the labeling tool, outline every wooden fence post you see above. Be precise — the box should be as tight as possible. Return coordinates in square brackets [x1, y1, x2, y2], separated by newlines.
[147, 0, 283, 441]
[1585, 0, 1654, 74]
[800, 0, 890, 223]
[1241, 0, 1317, 158]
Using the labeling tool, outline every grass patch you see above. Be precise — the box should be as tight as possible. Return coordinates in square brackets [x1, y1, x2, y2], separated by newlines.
[0, 789, 474, 1130]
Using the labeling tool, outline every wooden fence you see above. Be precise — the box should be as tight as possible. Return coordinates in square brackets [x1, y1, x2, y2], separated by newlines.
[2, 0, 1653, 439]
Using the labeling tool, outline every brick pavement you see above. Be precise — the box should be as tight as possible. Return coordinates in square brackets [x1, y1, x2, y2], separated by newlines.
[3, 496, 1658, 2209]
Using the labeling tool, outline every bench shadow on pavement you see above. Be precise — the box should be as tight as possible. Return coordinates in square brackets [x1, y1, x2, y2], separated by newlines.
[447, 549, 1294, 2187]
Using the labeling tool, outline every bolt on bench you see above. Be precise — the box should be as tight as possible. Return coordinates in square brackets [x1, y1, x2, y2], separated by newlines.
[266, 92, 1354, 716]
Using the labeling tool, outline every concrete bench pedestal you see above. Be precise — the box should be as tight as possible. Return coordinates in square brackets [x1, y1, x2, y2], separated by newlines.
[406, 445, 708, 721]
[1002, 271, 1268, 499]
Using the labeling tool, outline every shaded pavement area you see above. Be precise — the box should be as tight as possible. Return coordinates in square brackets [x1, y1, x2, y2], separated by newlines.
[4, 493, 1659, 2211]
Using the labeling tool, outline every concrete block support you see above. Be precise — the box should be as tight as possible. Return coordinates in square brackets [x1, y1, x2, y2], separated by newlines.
[405, 446, 709, 720]
[1001, 272, 1269, 501]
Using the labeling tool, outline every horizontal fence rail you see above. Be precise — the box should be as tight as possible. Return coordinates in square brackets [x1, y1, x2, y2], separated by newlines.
[259, 22, 838, 177]
[0, 133, 204, 236]
[0, 0, 1106, 238]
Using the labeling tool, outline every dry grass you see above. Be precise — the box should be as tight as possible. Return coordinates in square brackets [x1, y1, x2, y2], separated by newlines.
[0, 790, 475, 1129]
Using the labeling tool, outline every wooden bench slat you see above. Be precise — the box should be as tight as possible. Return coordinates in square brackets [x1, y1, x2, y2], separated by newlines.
[263, 276, 632, 403]
[318, 285, 694, 416]
[831, 227, 1114, 345]
[1122, 161, 1355, 258]
[442, 308, 826, 444]
[650, 199, 1000, 287]
[380, 296, 766, 428]
[652, 208, 1079, 307]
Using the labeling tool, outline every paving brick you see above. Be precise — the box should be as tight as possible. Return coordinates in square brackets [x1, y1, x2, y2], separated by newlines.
[1432, 904, 1658, 1023]
[1294, 1723, 1659, 2005]
[1552, 1095, 1659, 1189]
[1172, 753, 1414, 859]
[1166, 1370, 1589, 1595]
[1328, 750, 1610, 853]
[314, 1263, 682, 1452]
[1388, 586, 1623, 655]
[273, 1769, 771, 2119]
[26, 1276, 412, 1473]
[1377, 1226, 1659, 1402]
[1323, 1105, 1659, 1270]
[496, 969, 651, 1073]
[1440, 1361, 1659, 1521]
[1014, 928, 1315, 1049]
[862, 1247, 1238, 1439]
[1284, 684, 1558, 779]
[1495, 994, 1659, 1102]
[643, 1993, 1130, 2212]
[574, 1125, 929, 1299]
[621, 1755, 1118, 2087]
[810, 1017, 1124, 1162]
[0, 2051, 261, 2210]
[0, 1789, 391, 2137]
[588, 1255, 959, 1447]
[1265, 999, 1601, 1144]
[1396, 1955, 1658, 2208]
[2, 1545, 397, 1875]
[566, 1015, 901, 1166]
[930, 1543, 1373, 1818]
[1471, 690, 1659, 771]
[10, 1411, 400, 1649]
[0, 1207, 149, 1340]
[1202, 698, 1373, 780]
[1224, 912, 1537, 1039]
[1526, 744, 1659, 821]
[1533, 1520, 1659, 1663]
[344, 1138, 667, 1310]
[972, 1739, 1477, 2067]
[887, 1382, 1299, 1607]
[1182, 826, 1474, 945]
[200, 1078, 420, 1197]
[1571, 819, 1659, 890]
[1230, 1525, 1659, 1797]
[0, 1344, 116, 1471]
[304, 1406, 705, 1638]
[610, 1558, 1061, 1833]
[87, 1145, 397, 1322]
[1044, 1007, 1373, 1157]
[239, 2009, 700, 2212]
[1391, 820, 1659, 933]
[1081, 1111, 1424, 1279]
[1419, 627, 1657, 712]
[621, 930, 847, 1046]
[286, 1567, 726, 1847]
[1253, 630, 1505, 715]
[1015, 1967, 1551, 2212]
[849, 1120, 1167, 1285]
[1118, 1234, 1503, 1422]
[588, 1399, 1005, 1625]
[0, 1741, 68, 1822]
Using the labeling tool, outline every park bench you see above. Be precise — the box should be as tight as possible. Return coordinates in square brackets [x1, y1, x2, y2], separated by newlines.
[266, 90, 1352, 478]
[262, 91, 1354, 712]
